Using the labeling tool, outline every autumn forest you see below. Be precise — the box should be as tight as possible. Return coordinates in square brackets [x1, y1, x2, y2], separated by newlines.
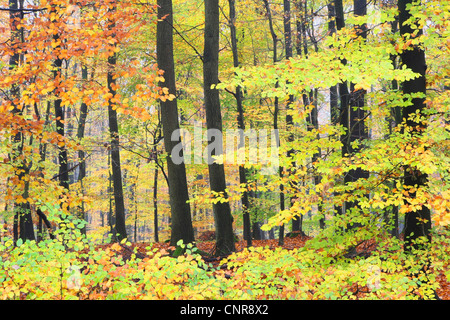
[0, 0, 449, 300]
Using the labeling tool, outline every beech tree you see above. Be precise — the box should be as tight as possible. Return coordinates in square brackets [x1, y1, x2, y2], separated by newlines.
[157, 0, 194, 246]
[51, 2, 69, 191]
[106, 1, 127, 241]
[9, 0, 35, 242]
[75, 64, 89, 235]
[398, 0, 431, 250]
[228, 0, 251, 247]
[203, 0, 235, 255]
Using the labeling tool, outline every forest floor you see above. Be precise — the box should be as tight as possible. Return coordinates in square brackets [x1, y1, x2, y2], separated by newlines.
[109, 235, 450, 300]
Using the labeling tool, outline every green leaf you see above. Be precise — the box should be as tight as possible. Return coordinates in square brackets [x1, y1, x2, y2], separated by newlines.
[176, 239, 185, 248]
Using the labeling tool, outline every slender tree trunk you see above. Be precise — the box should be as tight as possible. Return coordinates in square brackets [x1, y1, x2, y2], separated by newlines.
[343, 0, 369, 221]
[107, 150, 114, 236]
[250, 189, 262, 240]
[153, 164, 159, 243]
[310, 88, 324, 231]
[204, 0, 236, 256]
[388, 13, 400, 238]
[398, 0, 431, 250]
[10, 0, 34, 243]
[51, 4, 69, 191]
[157, 0, 194, 246]
[152, 115, 162, 243]
[76, 65, 89, 235]
[262, 0, 285, 246]
[10, 0, 20, 244]
[338, 0, 370, 257]
[284, 0, 300, 235]
[327, 1, 340, 222]
[36, 102, 52, 241]
[335, 0, 349, 141]
[334, 0, 349, 219]
[106, 3, 127, 242]
[228, 0, 251, 247]
[328, 2, 339, 126]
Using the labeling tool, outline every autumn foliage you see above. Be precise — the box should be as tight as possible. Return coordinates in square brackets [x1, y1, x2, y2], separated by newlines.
[1, 0, 450, 300]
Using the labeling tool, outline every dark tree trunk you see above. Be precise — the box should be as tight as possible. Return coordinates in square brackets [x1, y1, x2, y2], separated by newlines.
[284, 0, 300, 235]
[262, 0, 285, 246]
[152, 115, 161, 243]
[107, 3, 127, 241]
[153, 164, 159, 243]
[35, 101, 51, 242]
[51, 4, 69, 191]
[335, 0, 349, 151]
[327, 1, 340, 221]
[228, 0, 251, 247]
[334, 0, 349, 219]
[388, 17, 400, 238]
[203, 0, 235, 256]
[157, 0, 195, 246]
[76, 65, 89, 235]
[398, 0, 431, 250]
[10, 0, 34, 243]
[343, 0, 370, 221]
[327, 2, 339, 126]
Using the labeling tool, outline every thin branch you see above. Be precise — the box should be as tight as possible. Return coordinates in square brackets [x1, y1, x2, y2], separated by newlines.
[50, 153, 91, 181]
[0, 7, 46, 12]
[164, 18, 203, 62]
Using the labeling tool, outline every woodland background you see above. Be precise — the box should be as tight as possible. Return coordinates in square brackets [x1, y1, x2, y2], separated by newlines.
[0, 0, 449, 300]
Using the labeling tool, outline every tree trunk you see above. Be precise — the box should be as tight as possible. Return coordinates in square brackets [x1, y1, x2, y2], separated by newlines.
[107, 2, 127, 241]
[262, 0, 285, 246]
[388, 17, 400, 238]
[203, 0, 236, 256]
[335, 0, 349, 142]
[10, 0, 35, 243]
[334, 0, 349, 218]
[51, 4, 69, 191]
[328, 2, 339, 126]
[157, 0, 195, 246]
[284, 0, 300, 235]
[342, 0, 369, 219]
[398, 0, 431, 250]
[228, 0, 251, 247]
[327, 1, 340, 222]
[76, 65, 89, 235]
[153, 164, 159, 243]
[36, 101, 52, 241]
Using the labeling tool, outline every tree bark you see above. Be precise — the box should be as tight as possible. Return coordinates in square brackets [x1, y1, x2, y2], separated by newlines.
[153, 164, 159, 243]
[342, 0, 369, 219]
[262, 0, 285, 246]
[157, 0, 195, 246]
[10, 0, 34, 243]
[388, 16, 400, 238]
[327, 2, 339, 126]
[228, 0, 251, 247]
[107, 2, 127, 241]
[51, 4, 69, 191]
[398, 0, 431, 250]
[203, 0, 235, 256]
[285, 0, 300, 235]
[334, 0, 349, 219]
[76, 65, 89, 235]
